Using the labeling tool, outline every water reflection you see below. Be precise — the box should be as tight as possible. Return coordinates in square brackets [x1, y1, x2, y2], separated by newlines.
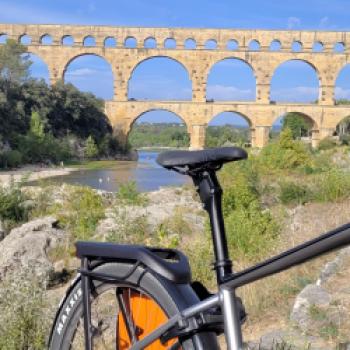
[40, 151, 189, 192]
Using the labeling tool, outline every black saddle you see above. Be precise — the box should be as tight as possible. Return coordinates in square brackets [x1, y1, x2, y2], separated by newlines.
[156, 147, 247, 172]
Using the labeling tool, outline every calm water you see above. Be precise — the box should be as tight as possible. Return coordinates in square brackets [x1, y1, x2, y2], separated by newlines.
[40, 151, 189, 192]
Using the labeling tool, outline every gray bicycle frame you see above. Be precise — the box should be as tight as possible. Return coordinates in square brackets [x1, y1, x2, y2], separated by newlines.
[129, 222, 350, 350]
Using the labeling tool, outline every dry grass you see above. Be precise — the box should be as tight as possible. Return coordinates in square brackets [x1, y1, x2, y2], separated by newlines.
[239, 198, 350, 343]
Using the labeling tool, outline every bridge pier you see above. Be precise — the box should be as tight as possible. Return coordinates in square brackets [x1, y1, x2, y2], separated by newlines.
[252, 126, 270, 148]
[189, 124, 206, 150]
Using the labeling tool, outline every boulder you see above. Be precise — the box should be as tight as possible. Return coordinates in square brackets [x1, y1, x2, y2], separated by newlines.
[0, 216, 65, 282]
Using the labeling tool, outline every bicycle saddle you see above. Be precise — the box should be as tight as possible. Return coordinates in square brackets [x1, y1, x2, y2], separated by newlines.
[156, 147, 247, 171]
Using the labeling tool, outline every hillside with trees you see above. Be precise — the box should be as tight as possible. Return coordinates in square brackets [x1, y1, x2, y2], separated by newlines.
[0, 40, 122, 169]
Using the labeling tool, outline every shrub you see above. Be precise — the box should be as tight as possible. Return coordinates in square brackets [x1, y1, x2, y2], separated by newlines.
[313, 169, 350, 202]
[318, 137, 337, 151]
[0, 150, 22, 168]
[0, 179, 29, 232]
[116, 181, 147, 206]
[259, 128, 312, 171]
[279, 181, 311, 205]
[0, 269, 50, 350]
[84, 135, 98, 159]
[55, 186, 105, 240]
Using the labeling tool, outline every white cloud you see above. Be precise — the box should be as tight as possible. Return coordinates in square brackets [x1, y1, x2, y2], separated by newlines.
[287, 17, 301, 29]
[271, 86, 319, 102]
[319, 16, 330, 28]
[66, 68, 98, 77]
[335, 86, 350, 99]
[206, 84, 254, 100]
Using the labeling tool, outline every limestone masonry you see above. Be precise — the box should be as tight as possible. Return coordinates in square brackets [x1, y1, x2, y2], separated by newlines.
[1, 23, 350, 148]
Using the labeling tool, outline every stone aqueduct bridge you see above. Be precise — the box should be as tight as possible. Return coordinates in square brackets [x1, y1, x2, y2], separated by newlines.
[2, 23, 350, 149]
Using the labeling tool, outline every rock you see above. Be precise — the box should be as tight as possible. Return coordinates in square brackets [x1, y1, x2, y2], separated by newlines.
[0, 216, 65, 282]
[290, 284, 331, 330]
[0, 220, 5, 241]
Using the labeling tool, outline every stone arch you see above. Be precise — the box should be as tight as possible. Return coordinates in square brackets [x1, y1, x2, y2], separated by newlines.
[124, 36, 137, 48]
[271, 110, 319, 147]
[334, 114, 350, 141]
[128, 108, 189, 131]
[104, 37, 116, 48]
[248, 39, 260, 51]
[205, 39, 217, 50]
[334, 64, 350, 103]
[334, 42, 345, 53]
[127, 56, 192, 101]
[312, 41, 324, 52]
[62, 35, 74, 46]
[184, 38, 196, 49]
[40, 34, 53, 45]
[26, 52, 50, 84]
[292, 41, 303, 52]
[63, 53, 114, 99]
[270, 59, 321, 103]
[83, 35, 96, 47]
[206, 57, 256, 101]
[164, 38, 176, 49]
[0, 33, 8, 44]
[227, 39, 239, 50]
[206, 111, 252, 147]
[144, 37, 157, 49]
[270, 39, 281, 51]
[19, 34, 31, 45]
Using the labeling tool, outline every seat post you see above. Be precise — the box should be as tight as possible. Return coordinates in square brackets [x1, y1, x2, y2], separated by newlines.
[192, 170, 232, 284]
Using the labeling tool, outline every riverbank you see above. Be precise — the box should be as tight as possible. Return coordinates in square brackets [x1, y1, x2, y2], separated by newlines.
[0, 165, 78, 186]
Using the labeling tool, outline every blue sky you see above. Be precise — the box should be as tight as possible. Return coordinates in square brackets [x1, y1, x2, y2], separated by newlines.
[1, 0, 350, 126]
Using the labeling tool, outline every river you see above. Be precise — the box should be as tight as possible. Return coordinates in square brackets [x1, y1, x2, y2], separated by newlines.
[40, 151, 189, 192]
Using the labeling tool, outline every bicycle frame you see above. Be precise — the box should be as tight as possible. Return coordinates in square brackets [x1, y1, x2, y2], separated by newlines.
[79, 167, 350, 350]
[128, 221, 350, 350]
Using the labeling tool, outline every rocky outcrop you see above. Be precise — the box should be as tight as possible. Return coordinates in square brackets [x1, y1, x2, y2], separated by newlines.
[0, 216, 65, 282]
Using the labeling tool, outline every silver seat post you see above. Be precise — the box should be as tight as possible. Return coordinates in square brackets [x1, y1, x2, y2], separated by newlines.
[221, 287, 244, 350]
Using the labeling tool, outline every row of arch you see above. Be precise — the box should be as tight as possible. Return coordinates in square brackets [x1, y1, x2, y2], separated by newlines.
[0, 33, 348, 53]
[32, 53, 349, 103]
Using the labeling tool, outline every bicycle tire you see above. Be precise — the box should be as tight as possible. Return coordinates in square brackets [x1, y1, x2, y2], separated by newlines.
[49, 261, 220, 349]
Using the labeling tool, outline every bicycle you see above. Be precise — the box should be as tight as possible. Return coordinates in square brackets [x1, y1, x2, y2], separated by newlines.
[48, 146, 350, 350]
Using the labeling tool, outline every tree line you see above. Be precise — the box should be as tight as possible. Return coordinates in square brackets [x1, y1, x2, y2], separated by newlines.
[0, 40, 122, 168]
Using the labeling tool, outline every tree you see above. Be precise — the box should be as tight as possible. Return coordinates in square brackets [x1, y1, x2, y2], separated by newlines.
[0, 39, 31, 84]
[282, 113, 312, 139]
[29, 111, 45, 139]
[85, 136, 98, 159]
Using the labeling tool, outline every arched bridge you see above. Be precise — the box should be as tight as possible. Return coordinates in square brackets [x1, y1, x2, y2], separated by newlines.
[2, 23, 350, 148]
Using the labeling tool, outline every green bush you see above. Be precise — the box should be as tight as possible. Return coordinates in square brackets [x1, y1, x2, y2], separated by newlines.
[313, 169, 350, 202]
[55, 186, 105, 240]
[0, 180, 29, 232]
[0, 150, 22, 168]
[279, 181, 311, 205]
[0, 269, 50, 350]
[116, 181, 147, 206]
[219, 159, 279, 260]
[318, 137, 337, 151]
[259, 128, 312, 171]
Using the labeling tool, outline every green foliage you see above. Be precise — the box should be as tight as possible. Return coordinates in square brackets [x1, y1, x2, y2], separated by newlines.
[116, 181, 147, 206]
[219, 161, 279, 260]
[282, 113, 312, 139]
[84, 135, 98, 159]
[260, 128, 312, 171]
[30, 111, 45, 139]
[313, 169, 350, 202]
[279, 181, 311, 205]
[206, 125, 249, 147]
[0, 150, 22, 168]
[55, 186, 105, 240]
[128, 122, 190, 148]
[0, 179, 29, 232]
[0, 39, 31, 83]
[318, 137, 337, 151]
[0, 268, 49, 350]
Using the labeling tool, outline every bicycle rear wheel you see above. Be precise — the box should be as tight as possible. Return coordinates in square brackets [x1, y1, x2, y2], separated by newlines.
[49, 262, 219, 349]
